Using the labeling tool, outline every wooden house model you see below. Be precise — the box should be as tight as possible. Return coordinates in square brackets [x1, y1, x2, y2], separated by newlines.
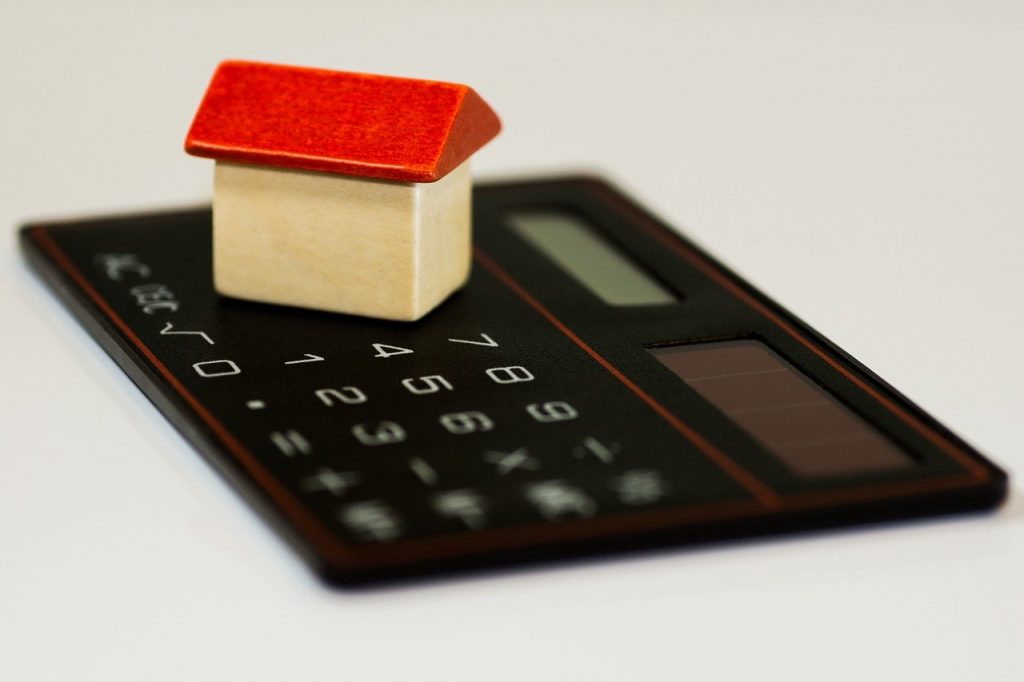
[185, 60, 501, 321]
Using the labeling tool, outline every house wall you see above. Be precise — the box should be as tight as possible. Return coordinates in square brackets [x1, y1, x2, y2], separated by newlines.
[212, 160, 471, 320]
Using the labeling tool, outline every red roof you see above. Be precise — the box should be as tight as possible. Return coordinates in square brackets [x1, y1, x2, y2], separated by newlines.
[185, 61, 501, 183]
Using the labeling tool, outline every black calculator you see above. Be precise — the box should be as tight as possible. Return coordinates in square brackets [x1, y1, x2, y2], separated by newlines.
[21, 176, 1007, 584]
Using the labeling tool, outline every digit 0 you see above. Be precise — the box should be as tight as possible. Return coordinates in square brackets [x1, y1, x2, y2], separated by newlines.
[192, 359, 241, 378]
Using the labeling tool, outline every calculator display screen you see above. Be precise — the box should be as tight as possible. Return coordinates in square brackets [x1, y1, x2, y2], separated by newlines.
[509, 210, 677, 306]
[649, 340, 914, 478]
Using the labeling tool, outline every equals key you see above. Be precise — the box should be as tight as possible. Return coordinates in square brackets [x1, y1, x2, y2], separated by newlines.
[270, 430, 312, 457]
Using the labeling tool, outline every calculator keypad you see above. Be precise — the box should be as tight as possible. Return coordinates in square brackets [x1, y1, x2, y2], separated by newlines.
[251, 325, 735, 545]
[43, 213, 754, 547]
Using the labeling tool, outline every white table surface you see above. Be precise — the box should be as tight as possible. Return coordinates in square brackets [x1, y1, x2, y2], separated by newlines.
[2, 2, 1021, 680]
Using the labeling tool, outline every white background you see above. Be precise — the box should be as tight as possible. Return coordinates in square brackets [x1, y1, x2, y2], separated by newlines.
[2, 2, 1022, 680]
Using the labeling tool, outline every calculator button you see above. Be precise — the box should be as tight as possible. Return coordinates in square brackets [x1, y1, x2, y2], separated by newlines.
[371, 343, 414, 358]
[447, 332, 499, 347]
[485, 365, 534, 384]
[339, 501, 403, 542]
[315, 387, 368, 406]
[95, 253, 151, 280]
[433, 490, 488, 529]
[524, 480, 596, 520]
[159, 321, 214, 345]
[192, 359, 241, 378]
[283, 353, 324, 365]
[572, 437, 620, 463]
[301, 467, 361, 497]
[483, 448, 541, 474]
[401, 374, 454, 395]
[408, 457, 440, 486]
[352, 421, 406, 446]
[610, 470, 670, 505]
[526, 401, 578, 423]
[269, 429, 312, 456]
[439, 411, 494, 434]
[130, 283, 179, 314]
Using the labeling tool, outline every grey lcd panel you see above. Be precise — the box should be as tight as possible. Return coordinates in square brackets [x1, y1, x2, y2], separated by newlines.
[649, 340, 914, 478]
[508, 211, 677, 306]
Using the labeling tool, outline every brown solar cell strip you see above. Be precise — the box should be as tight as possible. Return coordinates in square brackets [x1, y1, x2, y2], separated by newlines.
[650, 340, 914, 478]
